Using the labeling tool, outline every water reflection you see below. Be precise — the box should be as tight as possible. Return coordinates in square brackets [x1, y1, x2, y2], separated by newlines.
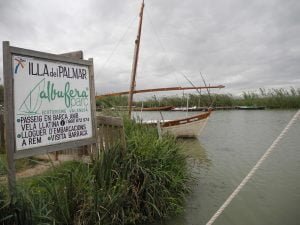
[178, 138, 211, 167]
[136, 110, 300, 225]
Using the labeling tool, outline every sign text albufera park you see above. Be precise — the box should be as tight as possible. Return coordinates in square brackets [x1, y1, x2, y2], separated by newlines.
[3, 41, 97, 196]
[14, 55, 93, 150]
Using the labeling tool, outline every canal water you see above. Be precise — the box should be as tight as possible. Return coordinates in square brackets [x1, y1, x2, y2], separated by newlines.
[133, 110, 300, 225]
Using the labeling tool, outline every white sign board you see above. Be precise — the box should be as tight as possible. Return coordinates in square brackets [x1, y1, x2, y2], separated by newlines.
[13, 55, 93, 150]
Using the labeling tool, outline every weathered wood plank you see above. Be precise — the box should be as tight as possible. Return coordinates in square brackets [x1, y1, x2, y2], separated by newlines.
[0, 113, 5, 152]
[109, 125, 114, 148]
[119, 127, 127, 152]
[59, 51, 83, 59]
[105, 126, 111, 150]
[88, 58, 97, 157]
[98, 125, 103, 151]
[10, 46, 92, 65]
[3, 41, 17, 196]
[95, 116, 126, 152]
[97, 116, 123, 127]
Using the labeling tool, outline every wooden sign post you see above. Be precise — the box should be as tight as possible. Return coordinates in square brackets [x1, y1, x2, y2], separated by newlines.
[2, 41, 97, 197]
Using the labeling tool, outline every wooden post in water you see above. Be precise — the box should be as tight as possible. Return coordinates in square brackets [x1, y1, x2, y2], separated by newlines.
[128, 0, 145, 117]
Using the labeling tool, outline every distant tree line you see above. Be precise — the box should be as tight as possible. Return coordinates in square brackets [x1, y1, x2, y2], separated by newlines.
[96, 87, 300, 109]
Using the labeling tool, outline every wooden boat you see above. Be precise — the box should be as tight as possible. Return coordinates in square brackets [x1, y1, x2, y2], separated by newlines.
[133, 105, 174, 111]
[236, 106, 266, 110]
[172, 106, 208, 112]
[96, 1, 224, 138]
[160, 110, 212, 138]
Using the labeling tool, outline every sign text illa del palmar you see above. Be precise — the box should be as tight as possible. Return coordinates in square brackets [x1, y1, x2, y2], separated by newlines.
[13, 55, 93, 150]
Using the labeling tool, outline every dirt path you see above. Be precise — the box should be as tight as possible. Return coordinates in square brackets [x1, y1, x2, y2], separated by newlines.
[0, 154, 91, 183]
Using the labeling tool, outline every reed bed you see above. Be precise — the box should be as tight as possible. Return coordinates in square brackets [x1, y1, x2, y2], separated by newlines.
[96, 88, 300, 109]
[236, 88, 300, 108]
[0, 119, 189, 225]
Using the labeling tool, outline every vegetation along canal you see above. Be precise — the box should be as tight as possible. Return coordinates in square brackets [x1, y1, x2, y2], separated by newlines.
[133, 110, 300, 225]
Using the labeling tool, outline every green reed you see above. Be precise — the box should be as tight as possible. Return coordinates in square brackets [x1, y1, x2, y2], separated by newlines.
[1, 119, 189, 225]
[131, 88, 300, 109]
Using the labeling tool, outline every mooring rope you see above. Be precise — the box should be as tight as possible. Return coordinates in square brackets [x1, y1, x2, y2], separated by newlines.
[206, 109, 300, 225]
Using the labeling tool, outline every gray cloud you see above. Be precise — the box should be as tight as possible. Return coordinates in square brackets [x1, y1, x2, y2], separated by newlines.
[0, 0, 299, 96]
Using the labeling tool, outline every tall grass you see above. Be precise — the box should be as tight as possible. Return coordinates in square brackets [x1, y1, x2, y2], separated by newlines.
[237, 88, 300, 108]
[131, 88, 300, 109]
[0, 119, 189, 225]
[96, 95, 128, 108]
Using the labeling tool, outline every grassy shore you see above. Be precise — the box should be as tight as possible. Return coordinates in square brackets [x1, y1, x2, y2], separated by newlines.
[0, 119, 189, 225]
[96, 88, 300, 109]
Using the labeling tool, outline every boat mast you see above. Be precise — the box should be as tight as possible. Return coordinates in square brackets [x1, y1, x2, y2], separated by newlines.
[128, 0, 145, 117]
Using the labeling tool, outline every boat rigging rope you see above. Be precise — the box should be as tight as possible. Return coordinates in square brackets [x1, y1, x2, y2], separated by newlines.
[206, 109, 300, 225]
[145, 8, 182, 87]
[100, 15, 137, 70]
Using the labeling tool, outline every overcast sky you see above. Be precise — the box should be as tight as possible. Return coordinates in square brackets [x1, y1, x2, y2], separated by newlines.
[0, 0, 299, 97]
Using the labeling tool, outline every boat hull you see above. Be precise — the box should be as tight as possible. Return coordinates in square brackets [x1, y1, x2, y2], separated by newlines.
[133, 106, 174, 111]
[161, 111, 211, 138]
[236, 106, 266, 110]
